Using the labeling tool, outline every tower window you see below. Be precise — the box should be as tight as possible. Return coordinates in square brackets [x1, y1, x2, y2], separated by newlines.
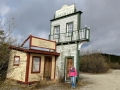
[54, 25, 60, 39]
[54, 25, 60, 34]
[66, 22, 73, 36]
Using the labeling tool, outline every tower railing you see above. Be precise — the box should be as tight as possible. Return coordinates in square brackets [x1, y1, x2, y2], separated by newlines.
[49, 27, 90, 44]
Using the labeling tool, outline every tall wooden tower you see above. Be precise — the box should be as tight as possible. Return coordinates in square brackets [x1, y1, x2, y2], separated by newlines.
[49, 4, 90, 81]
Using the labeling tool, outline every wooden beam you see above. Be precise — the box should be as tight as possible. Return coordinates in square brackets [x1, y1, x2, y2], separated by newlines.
[20, 35, 31, 47]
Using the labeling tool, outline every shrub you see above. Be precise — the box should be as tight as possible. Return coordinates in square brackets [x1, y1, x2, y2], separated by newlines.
[109, 62, 120, 69]
[80, 51, 109, 73]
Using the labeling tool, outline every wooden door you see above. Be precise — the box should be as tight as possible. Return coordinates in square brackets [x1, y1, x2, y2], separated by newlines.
[66, 58, 73, 80]
[44, 56, 52, 80]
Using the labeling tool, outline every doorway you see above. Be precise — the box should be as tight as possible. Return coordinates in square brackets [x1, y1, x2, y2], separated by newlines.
[44, 56, 52, 80]
[65, 57, 74, 81]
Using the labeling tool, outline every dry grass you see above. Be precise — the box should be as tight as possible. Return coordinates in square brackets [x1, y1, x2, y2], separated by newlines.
[0, 79, 29, 90]
[0, 78, 93, 90]
[32, 79, 89, 90]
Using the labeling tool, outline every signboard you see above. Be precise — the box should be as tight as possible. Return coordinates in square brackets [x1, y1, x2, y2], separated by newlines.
[55, 4, 75, 18]
[31, 37, 56, 50]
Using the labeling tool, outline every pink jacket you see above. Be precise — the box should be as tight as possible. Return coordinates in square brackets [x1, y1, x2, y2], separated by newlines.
[69, 67, 77, 77]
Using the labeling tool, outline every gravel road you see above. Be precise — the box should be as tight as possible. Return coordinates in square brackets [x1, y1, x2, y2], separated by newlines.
[80, 69, 120, 90]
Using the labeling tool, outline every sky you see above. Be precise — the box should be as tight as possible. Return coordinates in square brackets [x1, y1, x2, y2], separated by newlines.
[0, 0, 120, 55]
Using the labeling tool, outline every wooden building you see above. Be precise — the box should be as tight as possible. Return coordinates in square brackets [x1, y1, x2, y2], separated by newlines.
[49, 4, 90, 81]
[7, 35, 60, 84]
[7, 4, 90, 84]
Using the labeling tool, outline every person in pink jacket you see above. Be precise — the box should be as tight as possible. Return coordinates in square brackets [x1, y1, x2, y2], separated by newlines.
[69, 65, 77, 88]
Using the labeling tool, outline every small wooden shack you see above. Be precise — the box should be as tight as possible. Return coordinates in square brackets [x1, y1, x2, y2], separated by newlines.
[6, 35, 60, 84]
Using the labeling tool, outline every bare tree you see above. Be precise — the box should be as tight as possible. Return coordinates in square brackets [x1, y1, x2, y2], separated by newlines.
[0, 15, 17, 82]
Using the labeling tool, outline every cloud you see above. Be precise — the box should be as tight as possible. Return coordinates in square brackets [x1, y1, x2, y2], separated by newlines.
[80, 0, 120, 55]
[0, 6, 10, 16]
[1, 0, 120, 55]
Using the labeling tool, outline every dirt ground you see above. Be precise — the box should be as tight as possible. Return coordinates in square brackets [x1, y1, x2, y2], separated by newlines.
[36, 69, 120, 90]
[80, 69, 120, 90]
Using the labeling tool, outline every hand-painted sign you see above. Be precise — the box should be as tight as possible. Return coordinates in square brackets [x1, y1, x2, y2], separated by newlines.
[55, 4, 75, 18]
[31, 36, 56, 50]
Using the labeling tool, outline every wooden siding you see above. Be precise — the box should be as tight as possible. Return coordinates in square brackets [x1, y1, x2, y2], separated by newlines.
[28, 54, 44, 82]
[7, 50, 27, 82]
[51, 56, 55, 79]
[28, 53, 55, 82]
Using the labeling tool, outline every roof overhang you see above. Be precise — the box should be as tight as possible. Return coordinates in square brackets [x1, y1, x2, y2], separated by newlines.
[9, 46, 60, 56]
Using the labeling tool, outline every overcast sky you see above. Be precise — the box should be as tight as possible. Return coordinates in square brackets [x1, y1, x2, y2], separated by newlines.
[0, 0, 120, 55]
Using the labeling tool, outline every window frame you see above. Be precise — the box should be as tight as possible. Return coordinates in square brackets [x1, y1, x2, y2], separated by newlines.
[31, 56, 41, 73]
[53, 25, 60, 39]
[13, 56, 20, 66]
[66, 22, 73, 37]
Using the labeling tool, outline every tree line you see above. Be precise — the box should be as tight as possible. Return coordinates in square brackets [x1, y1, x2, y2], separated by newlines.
[101, 53, 120, 64]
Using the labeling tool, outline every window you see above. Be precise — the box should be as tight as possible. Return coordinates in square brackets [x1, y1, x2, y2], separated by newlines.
[54, 25, 60, 38]
[13, 56, 20, 66]
[66, 22, 73, 36]
[31, 56, 41, 73]
[54, 26, 60, 34]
